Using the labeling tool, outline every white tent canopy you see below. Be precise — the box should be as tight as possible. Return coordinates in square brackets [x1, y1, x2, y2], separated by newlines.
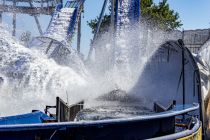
[131, 40, 210, 131]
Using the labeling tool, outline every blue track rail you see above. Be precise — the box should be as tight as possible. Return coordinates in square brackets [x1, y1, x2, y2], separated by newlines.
[44, 0, 85, 43]
[115, 0, 140, 29]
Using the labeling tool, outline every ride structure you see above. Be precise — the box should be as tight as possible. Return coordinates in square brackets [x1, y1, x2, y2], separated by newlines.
[28, 0, 86, 71]
[0, 0, 84, 52]
[87, 0, 141, 62]
[0, 0, 59, 36]
[0, 0, 209, 139]
[0, 98, 202, 139]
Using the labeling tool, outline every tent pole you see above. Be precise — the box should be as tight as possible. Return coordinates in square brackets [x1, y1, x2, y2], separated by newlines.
[181, 40, 185, 105]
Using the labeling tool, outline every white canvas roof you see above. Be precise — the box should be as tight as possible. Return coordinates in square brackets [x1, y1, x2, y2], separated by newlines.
[131, 40, 210, 130]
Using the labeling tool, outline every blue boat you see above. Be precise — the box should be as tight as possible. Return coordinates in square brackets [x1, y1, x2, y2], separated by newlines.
[0, 0, 206, 139]
[0, 97, 202, 140]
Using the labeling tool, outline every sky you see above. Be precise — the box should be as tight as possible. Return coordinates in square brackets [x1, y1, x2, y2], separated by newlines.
[78, 0, 108, 56]
[81, 0, 210, 56]
[1, 0, 210, 56]
[154, 0, 210, 29]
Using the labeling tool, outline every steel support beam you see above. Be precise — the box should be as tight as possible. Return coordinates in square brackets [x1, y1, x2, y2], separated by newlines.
[77, 14, 81, 53]
[29, 1, 43, 34]
[87, 0, 108, 61]
[0, 5, 54, 15]
[34, 16, 43, 34]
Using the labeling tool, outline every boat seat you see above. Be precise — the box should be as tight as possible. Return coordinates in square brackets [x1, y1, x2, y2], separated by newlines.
[154, 100, 176, 113]
[45, 96, 84, 122]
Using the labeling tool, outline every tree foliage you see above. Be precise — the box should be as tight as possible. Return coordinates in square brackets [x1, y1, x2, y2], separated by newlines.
[141, 0, 182, 30]
[87, 15, 111, 34]
[88, 0, 182, 33]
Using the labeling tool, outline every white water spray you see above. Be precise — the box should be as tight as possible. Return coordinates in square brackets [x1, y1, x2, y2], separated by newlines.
[0, 18, 179, 118]
[0, 25, 89, 115]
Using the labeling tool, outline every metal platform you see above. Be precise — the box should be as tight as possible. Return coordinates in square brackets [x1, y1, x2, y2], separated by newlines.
[0, 0, 62, 36]
[0, 0, 61, 14]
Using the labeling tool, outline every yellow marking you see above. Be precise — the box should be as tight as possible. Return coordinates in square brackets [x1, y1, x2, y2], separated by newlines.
[177, 126, 202, 140]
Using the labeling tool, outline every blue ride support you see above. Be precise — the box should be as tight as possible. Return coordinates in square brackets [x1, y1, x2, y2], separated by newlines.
[115, 0, 140, 29]
[113, 0, 141, 67]
[43, 0, 85, 44]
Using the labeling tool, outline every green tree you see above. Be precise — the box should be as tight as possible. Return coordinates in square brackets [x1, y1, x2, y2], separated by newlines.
[88, 15, 111, 34]
[88, 0, 182, 33]
[142, 0, 182, 30]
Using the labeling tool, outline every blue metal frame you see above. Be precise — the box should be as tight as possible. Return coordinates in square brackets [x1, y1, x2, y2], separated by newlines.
[44, 0, 86, 44]
[114, 0, 141, 28]
[0, 103, 199, 130]
[92, 0, 109, 41]
[67, 8, 78, 39]
[0, 104, 199, 140]
[65, 0, 85, 8]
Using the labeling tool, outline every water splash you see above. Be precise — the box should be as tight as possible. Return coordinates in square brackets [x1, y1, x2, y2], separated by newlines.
[0, 25, 88, 115]
[0, 19, 179, 117]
